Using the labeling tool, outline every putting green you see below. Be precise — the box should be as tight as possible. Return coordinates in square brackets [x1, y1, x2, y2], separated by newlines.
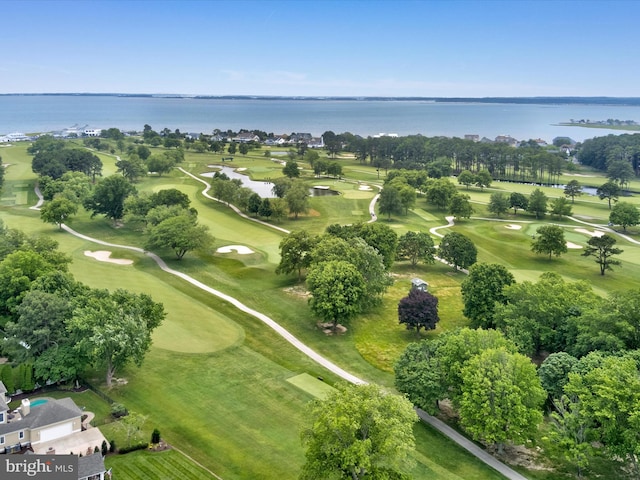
[286, 373, 336, 399]
[67, 245, 244, 354]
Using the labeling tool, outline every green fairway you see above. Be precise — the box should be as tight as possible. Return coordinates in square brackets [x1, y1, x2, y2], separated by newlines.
[4, 141, 639, 479]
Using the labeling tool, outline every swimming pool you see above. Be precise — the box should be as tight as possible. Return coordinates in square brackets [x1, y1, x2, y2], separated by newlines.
[30, 399, 48, 407]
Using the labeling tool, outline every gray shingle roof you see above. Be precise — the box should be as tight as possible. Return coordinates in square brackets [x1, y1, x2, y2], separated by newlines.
[0, 397, 82, 436]
[78, 454, 106, 479]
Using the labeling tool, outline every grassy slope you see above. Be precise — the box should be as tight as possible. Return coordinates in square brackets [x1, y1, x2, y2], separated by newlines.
[3, 143, 638, 479]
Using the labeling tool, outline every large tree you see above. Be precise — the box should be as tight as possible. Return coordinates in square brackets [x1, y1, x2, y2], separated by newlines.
[83, 175, 136, 224]
[609, 201, 640, 231]
[275, 230, 318, 281]
[509, 191, 529, 215]
[531, 225, 568, 258]
[284, 180, 310, 219]
[145, 215, 213, 259]
[581, 234, 623, 275]
[438, 231, 477, 270]
[488, 192, 510, 217]
[459, 347, 545, 455]
[306, 260, 365, 331]
[449, 193, 474, 220]
[398, 289, 439, 336]
[69, 289, 165, 387]
[300, 383, 417, 480]
[426, 178, 457, 210]
[527, 188, 548, 219]
[40, 196, 78, 229]
[564, 179, 582, 203]
[461, 262, 515, 329]
[597, 181, 620, 209]
[282, 160, 300, 178]
[377, 184, 403, 220]
[396, 231, 435, 266]
[549, 197, 573, 218]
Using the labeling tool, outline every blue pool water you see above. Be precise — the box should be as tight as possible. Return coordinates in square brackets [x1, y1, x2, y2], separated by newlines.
[30, 399, 48, 407]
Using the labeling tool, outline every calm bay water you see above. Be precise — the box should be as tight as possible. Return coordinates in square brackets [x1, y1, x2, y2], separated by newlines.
[1, 95, 640, 143]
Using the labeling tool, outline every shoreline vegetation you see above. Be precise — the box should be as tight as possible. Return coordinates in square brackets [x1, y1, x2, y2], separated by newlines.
[557, 119, 640, 131]
[2, 93, 640, 106]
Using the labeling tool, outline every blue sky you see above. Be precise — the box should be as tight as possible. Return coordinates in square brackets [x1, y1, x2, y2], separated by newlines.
[2, 0, 638, 97]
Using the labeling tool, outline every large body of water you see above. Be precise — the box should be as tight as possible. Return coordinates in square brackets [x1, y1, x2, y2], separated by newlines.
[2, 95, 640, 143]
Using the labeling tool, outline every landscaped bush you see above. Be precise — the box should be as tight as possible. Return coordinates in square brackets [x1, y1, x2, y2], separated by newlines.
[151, 428, 161, 444]
[117, 442, 148, 454]
[110, 403, 128, 418]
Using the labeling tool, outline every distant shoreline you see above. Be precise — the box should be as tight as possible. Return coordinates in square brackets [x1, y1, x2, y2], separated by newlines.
[556, 123, 640, 131]
[2, 93, 640, 107]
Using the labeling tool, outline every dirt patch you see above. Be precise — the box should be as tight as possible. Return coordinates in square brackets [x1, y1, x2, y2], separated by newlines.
[283, 285, 311, 299]
[488, 444, 552, 472]
[149, 441, 171, 452]
[318, 322, 347, 335]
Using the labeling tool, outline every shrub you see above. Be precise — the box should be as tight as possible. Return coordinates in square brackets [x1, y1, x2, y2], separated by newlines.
[117, 443, 148, 454]
[101, 440, 108, 456]
[151, 428, 161, 444]
[109, 440, 116, 453]
[110, 403, 128, 418]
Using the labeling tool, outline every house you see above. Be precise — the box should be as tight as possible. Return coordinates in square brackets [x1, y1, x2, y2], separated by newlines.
[78, 453, 109, 480]
[494, 135, 519, 146]
[464, 134, 480, 142]
[232, 132, 260, 143]
[0, 381, 107, 456]
[307, 136, 325, 149]
[83, 129, 102, 137]
[289, 132, 312, 144]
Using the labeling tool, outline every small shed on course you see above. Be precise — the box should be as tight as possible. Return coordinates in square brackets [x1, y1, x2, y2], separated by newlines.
[411, 278, 428, 292]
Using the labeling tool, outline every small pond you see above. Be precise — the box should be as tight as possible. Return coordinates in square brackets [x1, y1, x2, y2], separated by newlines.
[201, 166, 340, 197]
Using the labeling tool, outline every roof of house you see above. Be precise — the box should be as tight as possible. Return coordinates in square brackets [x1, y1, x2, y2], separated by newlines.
[0, 382, 7, 395]
[0, 397, 82, 436]
[78, 454, 106, 479]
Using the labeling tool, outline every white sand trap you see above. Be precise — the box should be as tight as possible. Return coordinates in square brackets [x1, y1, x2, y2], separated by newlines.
[574, 228, 605, 237]
[566, 242, 583, 249]
[358, 185, 373, 191]
[84, 251, 133, 265]
[216, 245, 255, 254]
[236, 167, 247, 171]
[505, 224, 522, 230]
[313, 185, 330, 190]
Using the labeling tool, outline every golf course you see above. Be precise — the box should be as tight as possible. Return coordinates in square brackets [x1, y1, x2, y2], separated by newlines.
[1, 138, 639, 480]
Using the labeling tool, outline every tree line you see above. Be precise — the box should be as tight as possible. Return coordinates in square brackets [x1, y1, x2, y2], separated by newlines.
[0, 222, 165, 388]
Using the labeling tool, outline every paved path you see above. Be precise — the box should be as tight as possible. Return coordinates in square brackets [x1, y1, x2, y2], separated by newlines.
[53, 170, 529, 479]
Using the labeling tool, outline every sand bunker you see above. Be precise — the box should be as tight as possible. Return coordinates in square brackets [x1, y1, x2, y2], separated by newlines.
[216, 245, 255, 254]
[358, 185, 373, 191]
[84, 251, 133, 265]
[236, 167, 247, 171]
[566, 242, 583, 249]
[574, 228, 605, 237]
[505, 224, 522, 230]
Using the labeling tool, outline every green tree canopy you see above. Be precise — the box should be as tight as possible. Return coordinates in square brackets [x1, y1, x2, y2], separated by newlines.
[145, 215, 213, 259]
[275, 230, 318, 281]
[564, 179, 582, 203]
[83, 175, 137, 224]
[449, 193, 474, 220]
[306, 260, 365, 330]
[461, 262, 515, 328]
[531, 225, 568, 258]
[527, 188, 548, 219]
[438, 231, 477, 270]
[581, 233, 623, 275]
[396, 231, 436, 266]
[459, 347, 545, 454]
[597, 181, 620, 209]
[300, 383, 417, 480]
[488, 192, 510, 217]
[609, 201, 640, 231]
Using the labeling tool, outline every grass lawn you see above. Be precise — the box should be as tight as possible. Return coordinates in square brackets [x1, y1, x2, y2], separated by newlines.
[105, 449, 218, 480]
[3, 142, 638, 479]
